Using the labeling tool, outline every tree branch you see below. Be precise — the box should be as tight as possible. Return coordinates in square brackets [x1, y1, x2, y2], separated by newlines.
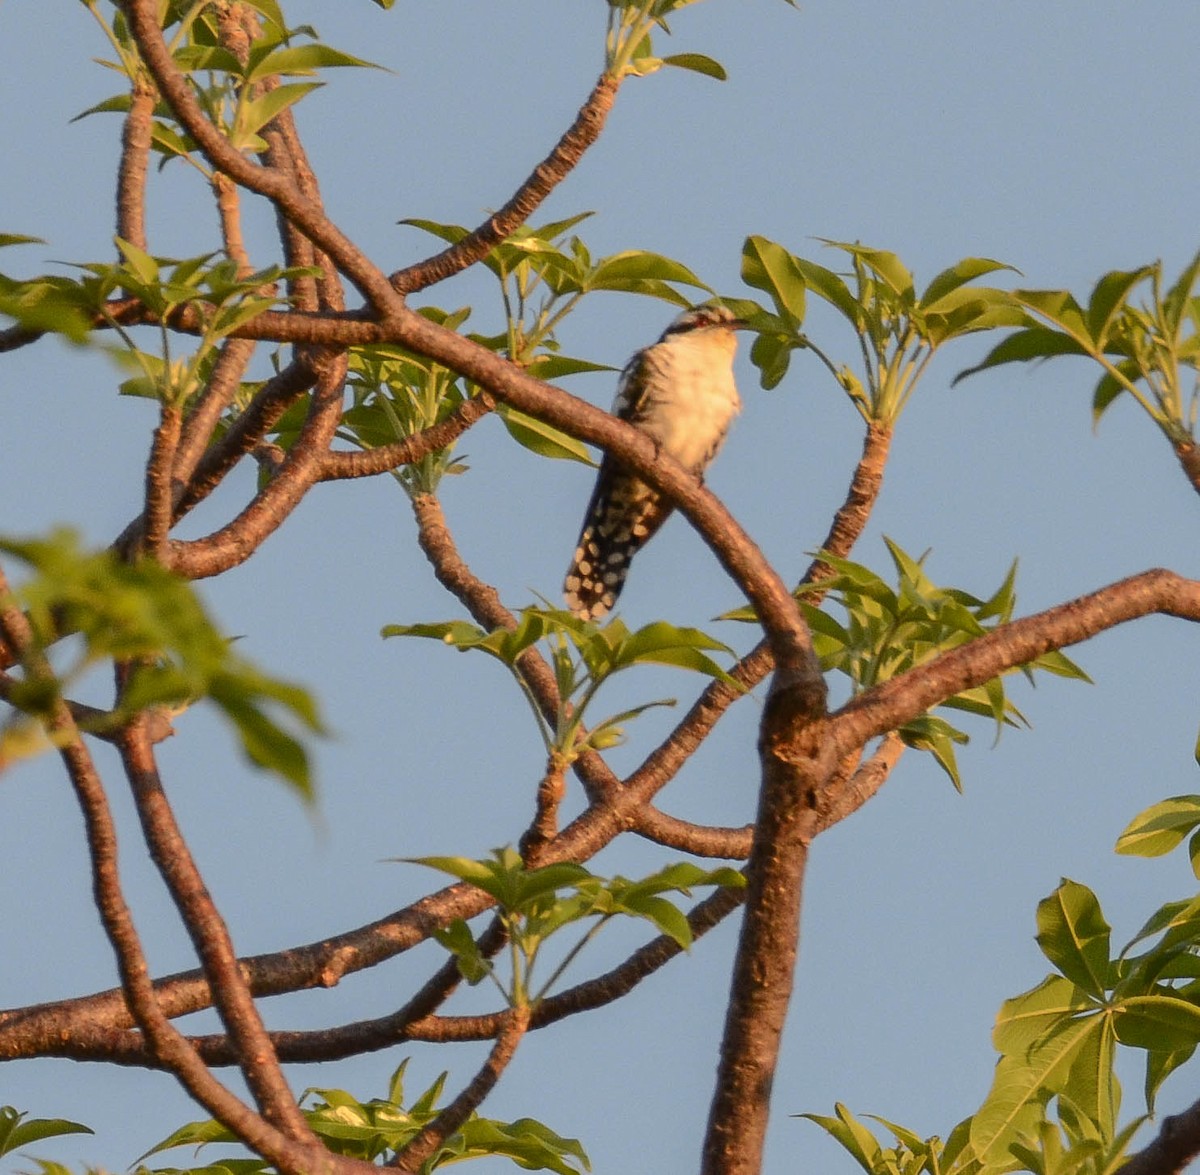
[163, 350, 348, 578]
[0, 565, 348, 1175]
[409, 492, 620, 803]
[624, 419, 892, 818]
[116, 716, 315, 1143]
[142, 404, 182, 559]
[116, 84, 154, 249]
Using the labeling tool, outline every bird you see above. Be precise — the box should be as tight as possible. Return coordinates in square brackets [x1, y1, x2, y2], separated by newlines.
[563, 304, 746, 621]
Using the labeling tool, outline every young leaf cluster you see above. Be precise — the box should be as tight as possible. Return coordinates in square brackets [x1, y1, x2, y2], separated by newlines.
[80, 242, 303, 406]
[383, 608, 735, 760]
[408, 848, 744, 1007]
[808, 865, 1200, 1175]
[738, 236, 1020, 419]
[137, 1060, 590, 1174]
[957, 253, 1200, 443]
[80, 0, 379, 168]
[603, 1, 739, 81]
[728, 540, 1087, 788]
[339, 310, 474, 495]
[0, 529, 323, 795]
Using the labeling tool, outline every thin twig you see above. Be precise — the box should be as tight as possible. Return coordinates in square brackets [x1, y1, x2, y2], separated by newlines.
[390, 75, 620, 294]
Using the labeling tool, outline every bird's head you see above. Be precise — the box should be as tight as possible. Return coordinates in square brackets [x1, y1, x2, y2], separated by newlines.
[658, 304, 747, 360]
[660, 303, 747, 341]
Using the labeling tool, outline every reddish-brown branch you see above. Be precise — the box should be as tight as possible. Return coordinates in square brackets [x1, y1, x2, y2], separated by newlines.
[116, 85, 154, 249]
[143, 404, 182, 560]
[389, 1006, 531, 1173]
[18, 883, 744, 1069]
[0, 567, 346, 1175]
[0, 671, 175, 745]
[520, 756, 568, 865]
[171, 336, 258, 486]
[702, 685, 832, 1175]
[173, 357, 316, 518]
[213, 172, 253, 274]
[816, 733, 904, 831]
[1175, 439, 1200, 497]
[691, 424, 896, 1173]
[116, 717, 314, 1142]
[632, 807, 753, 858]
[390, 75, 620, 294]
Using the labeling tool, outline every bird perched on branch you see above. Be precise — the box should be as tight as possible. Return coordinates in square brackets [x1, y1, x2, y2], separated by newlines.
[563, 304, 746, 620]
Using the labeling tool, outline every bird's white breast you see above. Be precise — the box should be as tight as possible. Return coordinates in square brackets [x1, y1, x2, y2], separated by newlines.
[636, 333, 741, 472]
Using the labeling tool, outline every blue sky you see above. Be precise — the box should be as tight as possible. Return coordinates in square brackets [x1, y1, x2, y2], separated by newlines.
[2, 3, 1200, 1173]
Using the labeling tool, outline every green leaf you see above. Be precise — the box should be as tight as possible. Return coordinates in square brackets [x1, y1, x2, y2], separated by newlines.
[1035, 880, 1112, 999]
[1112, 994, 1200, 1051]
[1085, 266, 1153, 347]
[953, 326, 1090, 384]
[235, 82, 321, 138]
[819, 239, 915, 299]
[610, 620, 735, 682]
[660, 52, 727, 80]
[244, 43, 384, 83]
[797, 1104, 884, 1174]
[0, 233, 46, 249]
[114, 235, 159, 285]
[920, 257, 1016, 310]
[970, 1018, 1097, 1166]
[741, 235, 807, 323]
[433, 919, 491, 984]
[499, 405, 594, 465]
[0, 1108, 93, 1158]
[993, 974, 1095, 1057]
[1115, 796, 1200, 858]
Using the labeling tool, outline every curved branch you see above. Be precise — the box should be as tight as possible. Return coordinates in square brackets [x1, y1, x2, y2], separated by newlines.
[116, 718, 314, 1142]
[0, 569, 344, 1175]
[409, 492, 621, 803]
[389, 75, 620, 294]
[632, 807, 753, 859]
[17, 883, 744, 1069]
[816, 732, 905, 831]
[171, 335, 258, 486]
[142, 404, 182, 559]
[163, 350, 348, 578]
[116, 84, 154, 248]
